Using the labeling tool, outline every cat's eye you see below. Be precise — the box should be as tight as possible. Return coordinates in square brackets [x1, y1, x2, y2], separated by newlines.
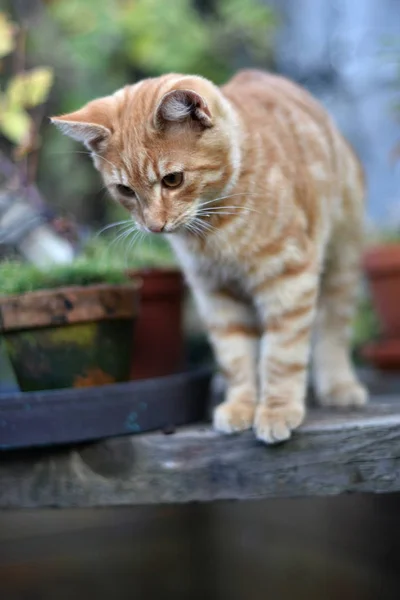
[162, 172, 184, 188]
[116, 184, 136, 197]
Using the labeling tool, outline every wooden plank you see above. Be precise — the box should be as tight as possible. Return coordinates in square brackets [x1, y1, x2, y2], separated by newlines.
[1, 394, 400, 507]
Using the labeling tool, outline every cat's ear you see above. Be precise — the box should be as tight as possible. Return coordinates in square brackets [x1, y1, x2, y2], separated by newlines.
[155, 89, 213, 129]
[50, 103, 112, 151]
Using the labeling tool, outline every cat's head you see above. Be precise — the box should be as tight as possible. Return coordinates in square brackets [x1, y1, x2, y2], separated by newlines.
[51, 74, 240, 234]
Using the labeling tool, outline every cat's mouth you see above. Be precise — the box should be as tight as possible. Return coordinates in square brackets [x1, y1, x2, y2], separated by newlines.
[138, 214, 200, 235]
[141, 222, 181, 235]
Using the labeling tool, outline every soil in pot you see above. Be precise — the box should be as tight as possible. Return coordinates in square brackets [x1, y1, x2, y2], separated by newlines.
[126, 269, 185, 380]
[0, 284, 139, 392]
[364, 244, 400, 337]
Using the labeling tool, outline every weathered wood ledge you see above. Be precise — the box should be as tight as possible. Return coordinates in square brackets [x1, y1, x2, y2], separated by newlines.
[1, 393, 400, 507]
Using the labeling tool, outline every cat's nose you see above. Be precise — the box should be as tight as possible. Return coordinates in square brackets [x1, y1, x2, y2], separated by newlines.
[147, 221, 167, 233]
[147, 222, 165, 233]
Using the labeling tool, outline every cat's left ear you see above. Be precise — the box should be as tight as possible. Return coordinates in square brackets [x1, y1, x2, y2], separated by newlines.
[50, 105, 112, 151]
[155, 89, 213, 129]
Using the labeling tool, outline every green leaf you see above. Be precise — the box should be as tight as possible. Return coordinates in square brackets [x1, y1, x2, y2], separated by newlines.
[0, 107, 31, 143]
[6, 67, 54, 109]
[0, 12, 15, 58]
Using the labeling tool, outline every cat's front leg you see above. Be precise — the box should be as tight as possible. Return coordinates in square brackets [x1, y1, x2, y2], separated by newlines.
[253, 264, 319, 444]
[192, 286, 259, 433]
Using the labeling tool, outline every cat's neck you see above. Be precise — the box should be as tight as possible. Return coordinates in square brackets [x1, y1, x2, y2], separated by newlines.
[217, 93, 244, 198]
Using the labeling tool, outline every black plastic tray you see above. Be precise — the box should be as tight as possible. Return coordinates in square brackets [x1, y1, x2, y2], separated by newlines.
[0, 368, 212, 450]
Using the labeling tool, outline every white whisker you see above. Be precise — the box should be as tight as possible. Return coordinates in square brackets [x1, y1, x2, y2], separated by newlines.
[196, 210, 252, 218]
[197, 205, 260, 213]
[198, 192, 263, 209]
[109, 225, 138, 251]
[124, 229, 145, 266]
[51, 149, 118, 170]
[95, 220, 133, 238]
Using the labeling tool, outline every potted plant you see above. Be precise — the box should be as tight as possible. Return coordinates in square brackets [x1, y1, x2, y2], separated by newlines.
[362, 232, 400, 370]
[86, 236, 186, 380]
[0, 257, 140, 391]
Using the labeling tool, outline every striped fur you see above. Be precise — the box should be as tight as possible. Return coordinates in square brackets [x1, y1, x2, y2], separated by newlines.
[52, 69, 367, 444]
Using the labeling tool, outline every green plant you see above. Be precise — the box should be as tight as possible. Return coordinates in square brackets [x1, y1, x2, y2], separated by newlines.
[351, 230, 400, 353]
[353, 296, 380, 348]
[0, 231, 176, 296]
[0, 255, 130, 296]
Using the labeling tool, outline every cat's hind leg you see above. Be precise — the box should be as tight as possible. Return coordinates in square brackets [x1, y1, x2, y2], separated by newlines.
[311, 222, 368, 407]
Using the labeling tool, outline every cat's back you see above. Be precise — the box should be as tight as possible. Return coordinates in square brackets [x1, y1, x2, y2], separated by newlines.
[221, 69, 363, 204]
[219, 69, 365, 245]
[221, 69, 332, 132]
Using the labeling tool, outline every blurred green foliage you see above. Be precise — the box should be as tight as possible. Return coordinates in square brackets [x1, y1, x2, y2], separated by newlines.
[353, 297, 380, 348]
[46, 0, 275, 100]
[119, 0, 275, 82]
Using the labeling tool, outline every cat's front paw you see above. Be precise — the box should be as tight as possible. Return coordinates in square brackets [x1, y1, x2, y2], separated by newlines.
[213, 400, 255, 434]
[254, 404, 305, 444]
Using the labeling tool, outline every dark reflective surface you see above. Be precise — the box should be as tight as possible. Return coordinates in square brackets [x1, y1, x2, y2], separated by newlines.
[0, 494, 399, 599]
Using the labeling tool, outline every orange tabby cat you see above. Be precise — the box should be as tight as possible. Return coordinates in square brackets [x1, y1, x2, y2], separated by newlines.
[52, 70, 367, 443]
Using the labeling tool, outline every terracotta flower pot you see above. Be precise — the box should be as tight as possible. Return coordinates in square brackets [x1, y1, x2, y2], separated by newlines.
[0, 284, 139, 392]
[363, 244, 400, 337]
[362, 338, 400, 371]
[126, 268, 185, 380]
